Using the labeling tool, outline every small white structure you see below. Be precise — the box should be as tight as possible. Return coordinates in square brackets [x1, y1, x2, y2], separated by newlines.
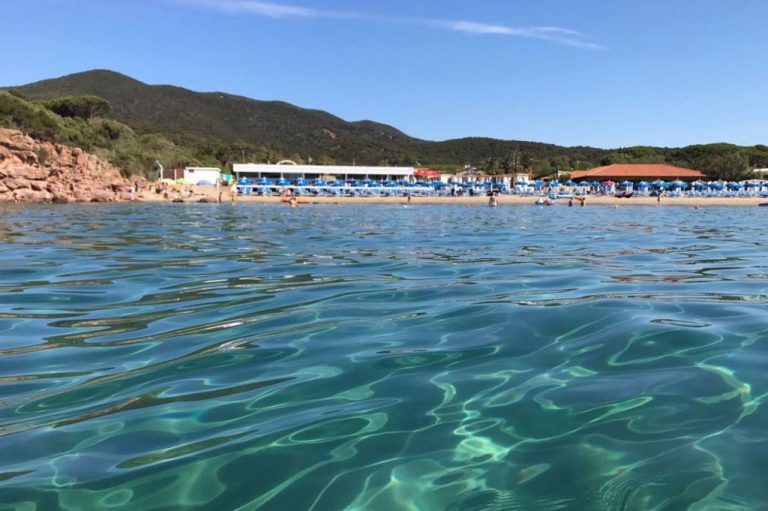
[184, 167, 221, 185]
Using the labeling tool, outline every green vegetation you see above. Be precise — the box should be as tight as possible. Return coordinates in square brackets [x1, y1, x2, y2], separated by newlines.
[39, 95, 111, 119]
[35, 146, 49, 166]
[2, 69, 768, 180]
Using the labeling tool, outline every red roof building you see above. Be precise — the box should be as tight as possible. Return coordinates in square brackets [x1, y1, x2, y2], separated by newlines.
[571, 164, 704, 182]
[414, 168, 440, 178]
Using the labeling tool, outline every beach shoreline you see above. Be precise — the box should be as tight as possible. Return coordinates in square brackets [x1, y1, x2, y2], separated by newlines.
[140, 185, 768, 207]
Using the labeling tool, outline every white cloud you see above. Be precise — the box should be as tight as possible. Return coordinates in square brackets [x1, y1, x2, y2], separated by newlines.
[172, 0, 602, 49]
[178, 0, 328, 18]
[431, 20, 603, 49]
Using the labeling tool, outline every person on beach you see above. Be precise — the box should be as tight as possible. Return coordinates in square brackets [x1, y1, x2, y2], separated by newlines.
[230, 181, 237, 204]
[568, 198, 573, 207]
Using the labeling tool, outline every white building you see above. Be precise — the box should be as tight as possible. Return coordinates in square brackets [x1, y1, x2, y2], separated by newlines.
[184, 167, 221, 185]
[233, 162, 414, 181]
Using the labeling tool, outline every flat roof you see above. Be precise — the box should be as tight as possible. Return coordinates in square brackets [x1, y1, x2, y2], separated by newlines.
[233, 163, 414, 177]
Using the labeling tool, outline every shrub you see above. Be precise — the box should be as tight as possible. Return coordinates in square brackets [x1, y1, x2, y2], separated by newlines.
[35, 146, 49, 166]
[38, 95, 112, 119]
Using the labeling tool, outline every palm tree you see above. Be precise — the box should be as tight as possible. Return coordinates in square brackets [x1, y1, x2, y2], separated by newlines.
[481, 157, 498, 174]
[499, 155, 514, 174]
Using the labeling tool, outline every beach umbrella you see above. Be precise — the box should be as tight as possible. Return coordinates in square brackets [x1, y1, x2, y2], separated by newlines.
[276, 178, 289, 186]
[727, 182, 742, 189]
[550, 180, 560, 187]
[710, 182, 724, 190]
[671, 180, 688, 189]
[745, 181, 762, 188]
[532, 181, 543, 188]
[692, 181, 706, 190]
[636, 181, 650, 188]
[564, 180, 577, 186]
[620, 180, 633, 187]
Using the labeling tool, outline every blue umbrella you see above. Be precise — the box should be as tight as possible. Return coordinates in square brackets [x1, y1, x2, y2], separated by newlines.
[564, 180, 577, 186]
[550, 180, 560, 187]
[692, 181, 706, 189]
[671, 180, 688, 189]
[727, 182, 742, 189]
[636, 181, 650, 188]
[621, 180, 633, 187]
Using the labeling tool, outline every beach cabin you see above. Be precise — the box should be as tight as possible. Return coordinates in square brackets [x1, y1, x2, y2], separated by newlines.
[184, 167, 221, 185]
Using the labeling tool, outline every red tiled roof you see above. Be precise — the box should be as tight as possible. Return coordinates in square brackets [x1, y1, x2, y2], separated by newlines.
[571, 164, 704, 180]
[414, 168, 440, 177]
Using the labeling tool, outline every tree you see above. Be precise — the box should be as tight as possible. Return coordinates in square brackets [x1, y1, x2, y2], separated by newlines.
[499, 155, 514, 174]
[39, 95, 112, 119]
[707, 152, 751, 181]
[481, 156, 498, 174]
[315, 154, 336, 165]
[519, 154, 535, 173]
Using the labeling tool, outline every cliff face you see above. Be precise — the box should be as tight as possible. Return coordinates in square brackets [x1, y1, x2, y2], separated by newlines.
[0, 128, 128, 203]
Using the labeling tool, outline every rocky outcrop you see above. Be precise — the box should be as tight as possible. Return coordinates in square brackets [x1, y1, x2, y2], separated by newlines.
[0, 128, 129, 203]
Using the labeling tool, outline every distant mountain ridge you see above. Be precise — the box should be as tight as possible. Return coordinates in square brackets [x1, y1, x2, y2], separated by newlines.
[14, 70, 423, 164]
[6, 70, 767, 179]
[11, 69, 607, 166]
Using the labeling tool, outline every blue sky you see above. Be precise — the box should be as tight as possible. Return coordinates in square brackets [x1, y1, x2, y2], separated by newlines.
[3, 0, 767, 148]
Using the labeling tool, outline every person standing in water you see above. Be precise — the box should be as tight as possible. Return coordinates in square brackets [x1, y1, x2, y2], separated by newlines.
[230, 180, 238, 204]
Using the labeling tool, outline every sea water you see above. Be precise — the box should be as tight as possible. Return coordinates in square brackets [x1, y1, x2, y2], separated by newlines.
[0, 203, 767, 510]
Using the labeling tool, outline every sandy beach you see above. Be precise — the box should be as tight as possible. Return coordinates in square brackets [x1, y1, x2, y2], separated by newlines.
[142, 185, 768, 207]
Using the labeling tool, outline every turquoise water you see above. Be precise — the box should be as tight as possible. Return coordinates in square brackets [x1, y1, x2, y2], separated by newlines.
[1, 203, 767, 510]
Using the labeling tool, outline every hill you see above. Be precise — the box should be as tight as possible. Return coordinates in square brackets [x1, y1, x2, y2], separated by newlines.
[4, 70, 768, 179]
[14, 70, 422, 166]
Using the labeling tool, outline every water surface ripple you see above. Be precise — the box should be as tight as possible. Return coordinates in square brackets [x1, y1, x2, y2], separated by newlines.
[1, 203, 767, 510]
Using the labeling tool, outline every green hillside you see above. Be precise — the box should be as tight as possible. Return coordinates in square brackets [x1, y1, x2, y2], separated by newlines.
[15, 70, 419, 166]
[3, 70, 768, 179]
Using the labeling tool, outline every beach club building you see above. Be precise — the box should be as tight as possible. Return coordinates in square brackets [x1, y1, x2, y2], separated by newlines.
[571, 163, 705, 183]
[232, 162, 415, 182]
